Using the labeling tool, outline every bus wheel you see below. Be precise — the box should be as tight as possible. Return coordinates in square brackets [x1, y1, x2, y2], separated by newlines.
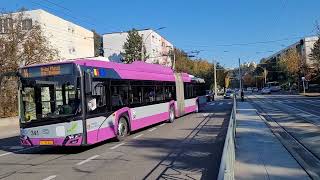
[168, 106, 175, 123]
[116, 117, 129, 141]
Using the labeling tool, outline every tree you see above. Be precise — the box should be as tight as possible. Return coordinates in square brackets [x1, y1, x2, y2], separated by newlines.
[121, 28, 146, 63]
[0, 9, 59, 117]
[278, 48, 301, 84]
[92, 30, 102, 57]
[310, 26, 320, 72]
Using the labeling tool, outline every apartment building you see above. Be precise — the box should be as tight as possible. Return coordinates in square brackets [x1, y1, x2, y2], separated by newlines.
[0, 9, 94, 60]
[103, 29, 174, 67]
[265, 36, 319, 67]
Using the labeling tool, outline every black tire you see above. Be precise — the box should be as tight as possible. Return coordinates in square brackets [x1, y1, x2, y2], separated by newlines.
[116, 117, 129, 141]
[168, 106, 175, 123]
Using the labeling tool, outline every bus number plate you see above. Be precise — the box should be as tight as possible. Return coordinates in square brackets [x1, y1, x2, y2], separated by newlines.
[40, 140, 54, 145]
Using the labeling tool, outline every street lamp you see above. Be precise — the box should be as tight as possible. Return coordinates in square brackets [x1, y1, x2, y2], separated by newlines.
[141, 27, 166, 61]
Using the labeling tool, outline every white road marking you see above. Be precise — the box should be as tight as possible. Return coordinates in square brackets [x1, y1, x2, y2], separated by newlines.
[159, 123, 166, 127]
[148, 127, 157, 132]
[76, 155, 100, 166]
[133, 134, 144, 139]
[219, 102, 223, 105]
[42, 175, 57, 180]
[0, 147, 36, 157]
[228, 102, 232, 105]
[109, 143, 125, 150]
[210, 103, 215, 106]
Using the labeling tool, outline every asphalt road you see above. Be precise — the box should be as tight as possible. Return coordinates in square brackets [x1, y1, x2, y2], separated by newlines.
[0, 98, 232, 180]
[247, 93, 320, 177]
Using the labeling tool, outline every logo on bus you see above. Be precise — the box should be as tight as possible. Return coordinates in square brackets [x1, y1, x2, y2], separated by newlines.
[42, 129, 50, 135]
[131, 110, 136, 119]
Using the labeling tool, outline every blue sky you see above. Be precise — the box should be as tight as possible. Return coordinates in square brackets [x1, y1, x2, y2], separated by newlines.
[2, 0, 320, 68]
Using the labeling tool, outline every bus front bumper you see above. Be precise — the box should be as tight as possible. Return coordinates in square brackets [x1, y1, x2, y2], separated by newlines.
[20, 134, 83, 146]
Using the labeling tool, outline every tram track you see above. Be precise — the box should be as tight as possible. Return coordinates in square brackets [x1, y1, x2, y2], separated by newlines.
[248, 95, 320, 179]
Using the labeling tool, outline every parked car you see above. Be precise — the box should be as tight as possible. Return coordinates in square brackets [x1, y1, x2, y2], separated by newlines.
[253, 87, 259, 92]
[261, 87, 271, 94]
[247, 87, 253, 92]
[205, 90, 214, 102]
[224, 90, 233, 99]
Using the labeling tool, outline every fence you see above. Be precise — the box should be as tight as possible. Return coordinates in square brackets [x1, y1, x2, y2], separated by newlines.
[217, 96, 237, 180]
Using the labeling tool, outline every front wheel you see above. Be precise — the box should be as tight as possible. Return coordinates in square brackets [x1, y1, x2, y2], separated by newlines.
[168, 106, 175, 123]
[116, 117, 129, 141]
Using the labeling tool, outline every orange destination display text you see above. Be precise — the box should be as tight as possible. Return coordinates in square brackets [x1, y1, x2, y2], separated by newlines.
[40, 66, 61, 76]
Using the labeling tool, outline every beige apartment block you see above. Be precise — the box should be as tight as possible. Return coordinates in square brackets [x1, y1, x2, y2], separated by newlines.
[103, 29, 174, 67]
[0, 9, 94, 60]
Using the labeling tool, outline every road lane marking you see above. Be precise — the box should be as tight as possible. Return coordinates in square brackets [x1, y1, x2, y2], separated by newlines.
[219, 102, 223, 105]
[133, 134, 144, 139]
[42, 175, 57, 180]
[159, 123, 166, 127]
[76, 155, 100, 166]
[210, 103, 215, 105]
[0, 147, 36, 157]
[109, 143, 125, 150]
[148, 127, 157, 132]
[228, 102, 232, 104]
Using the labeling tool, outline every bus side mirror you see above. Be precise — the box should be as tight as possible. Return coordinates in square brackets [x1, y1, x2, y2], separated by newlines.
[85, 72, 92, 94]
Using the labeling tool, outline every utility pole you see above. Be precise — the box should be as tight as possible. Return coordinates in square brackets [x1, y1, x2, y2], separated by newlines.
[238, 58, 242, 91]
[264, 68, 267, 86]
[214, 60, 217, 98]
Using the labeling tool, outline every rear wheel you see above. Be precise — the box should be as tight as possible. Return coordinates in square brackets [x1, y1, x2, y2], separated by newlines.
[168, 106, 175, 123]
[116, 117, 129, 141]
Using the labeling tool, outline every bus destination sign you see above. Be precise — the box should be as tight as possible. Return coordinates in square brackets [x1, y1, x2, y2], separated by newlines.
[21, 64, 74, 78]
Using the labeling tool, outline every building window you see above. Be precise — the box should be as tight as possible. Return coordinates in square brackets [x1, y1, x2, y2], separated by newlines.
[1, 18, 13, 33]
[0, 19, 3, 33]
[22, 19, 32, 30]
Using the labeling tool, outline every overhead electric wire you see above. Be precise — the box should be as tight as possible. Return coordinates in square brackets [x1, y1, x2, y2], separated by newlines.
[27, 0, 121, 33]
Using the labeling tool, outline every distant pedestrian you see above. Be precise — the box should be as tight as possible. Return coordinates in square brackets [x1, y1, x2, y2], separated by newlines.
[241, 90, 244, 102]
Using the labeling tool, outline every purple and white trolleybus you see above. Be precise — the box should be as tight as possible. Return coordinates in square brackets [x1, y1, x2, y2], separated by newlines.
[18, 59, 207, 146]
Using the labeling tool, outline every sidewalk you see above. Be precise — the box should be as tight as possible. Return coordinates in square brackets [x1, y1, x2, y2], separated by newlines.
[235, 102, 310, 180]
[300, 93, 320, 97]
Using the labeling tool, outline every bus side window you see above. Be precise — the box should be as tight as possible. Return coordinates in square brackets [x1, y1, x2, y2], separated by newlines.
[111, 80, 129, 110]
[88, 80, 107, 114]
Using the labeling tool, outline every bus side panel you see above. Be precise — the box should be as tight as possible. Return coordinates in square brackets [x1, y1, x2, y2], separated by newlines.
[131, 102, 171, 131]
[184, 98, 198, 114]
[86, 115, 116, 145]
